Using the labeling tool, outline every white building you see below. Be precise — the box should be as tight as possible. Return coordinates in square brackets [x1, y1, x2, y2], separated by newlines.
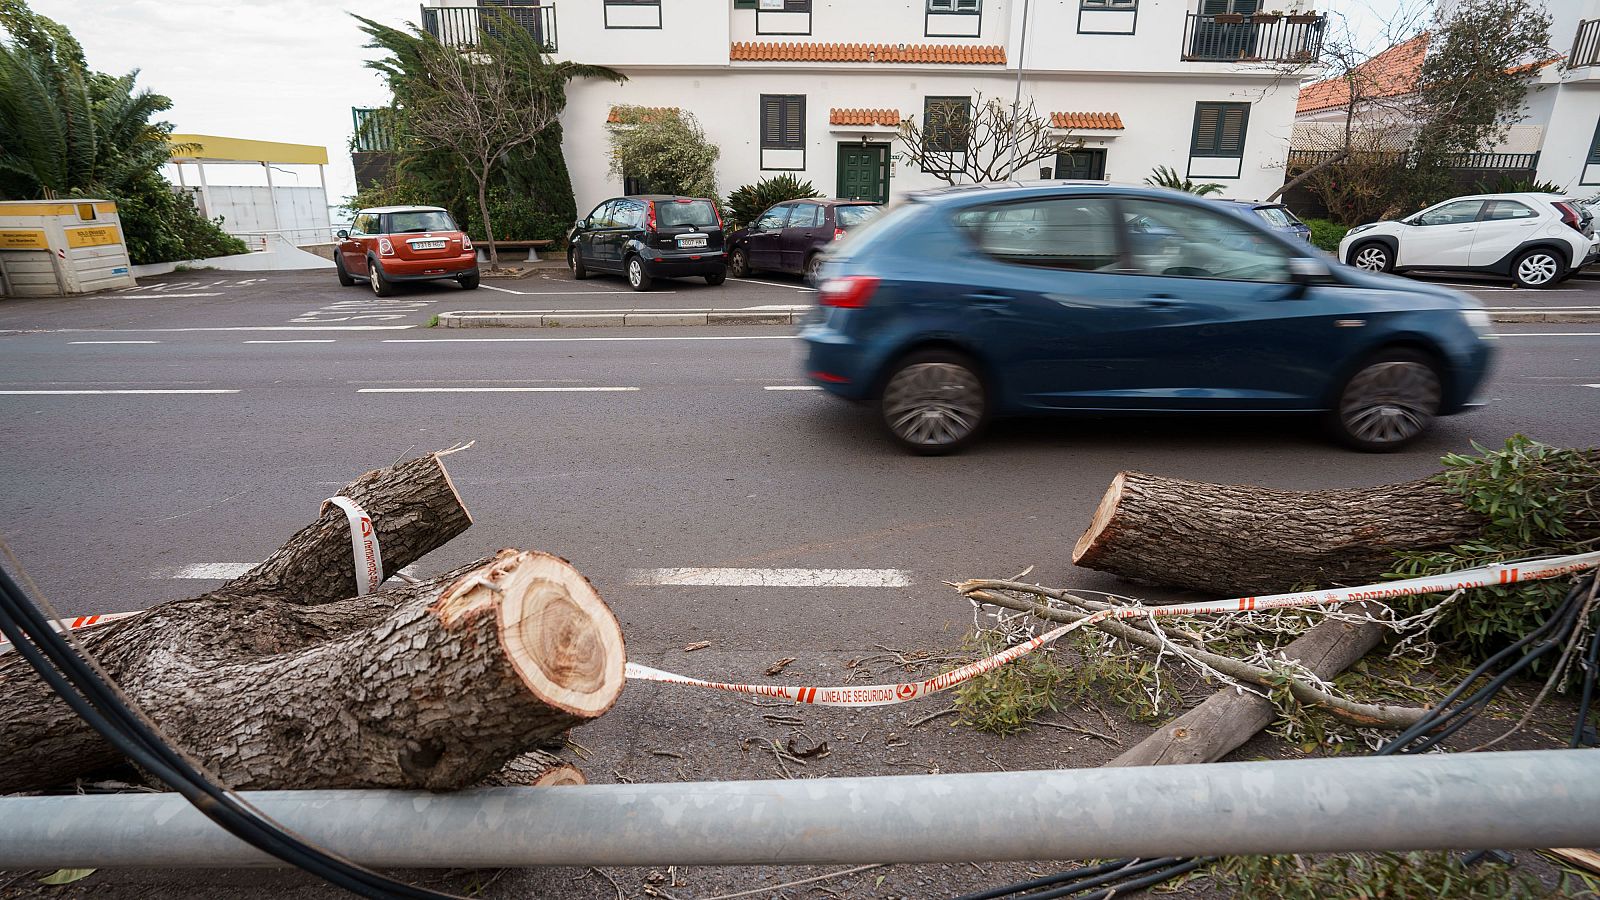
[1294, 0, 1600, 194]
[422, 0, 1323, 212]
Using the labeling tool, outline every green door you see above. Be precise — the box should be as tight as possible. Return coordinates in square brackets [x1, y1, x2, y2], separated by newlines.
[837, 144, 889, 203]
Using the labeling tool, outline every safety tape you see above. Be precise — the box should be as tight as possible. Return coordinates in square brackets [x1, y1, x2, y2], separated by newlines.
[321, 495, 383, 596]
[625, 549, 1600, 708]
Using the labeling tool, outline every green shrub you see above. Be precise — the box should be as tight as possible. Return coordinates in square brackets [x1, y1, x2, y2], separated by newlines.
[724, 174, 822, 228]
[1144, 165, 1224, 196]
[113, 171, 248, 265]
[1305, 218, 1349, 252]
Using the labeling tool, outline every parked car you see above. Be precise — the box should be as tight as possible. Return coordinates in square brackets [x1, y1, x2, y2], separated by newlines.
[801, 183, 1495, 455]
[1338, 192, 1598, 288]
[335, 205, 478, 296]
[1214, 199, 1312, 243]
[726, 199, 881, 281]
[568, 195, 726, 291]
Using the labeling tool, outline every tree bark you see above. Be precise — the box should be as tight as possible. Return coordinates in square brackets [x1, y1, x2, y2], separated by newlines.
[1108, 613, 1387, 767]
[1072, 471, 1490, 597]
[1, 552, 625, 793]
[485, 750, 587, 787]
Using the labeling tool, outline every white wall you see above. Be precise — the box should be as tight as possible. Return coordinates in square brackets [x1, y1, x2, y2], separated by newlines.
[729, 0, 1012, 45]
[561, 68, 1302, 213]
[181, 185, 334, 247]
[554, 0, 730, 67]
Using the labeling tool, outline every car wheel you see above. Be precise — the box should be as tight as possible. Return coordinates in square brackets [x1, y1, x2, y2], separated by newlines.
[704, 270, 726, 286]
[1350, 242, 1392, 273]
[335, 254, 356, 287]
[728, 248, 750, 278]
[569, 246, 589, 280]
[626, 255, 652, 291]
[1326, 349, 1442, 452]
[1512, 248, 1562, 289]
[877, 350, 989, 456]
[458, 271, 480, 290]
[803, 253, 823, 283]
[368, 257, 395, 297]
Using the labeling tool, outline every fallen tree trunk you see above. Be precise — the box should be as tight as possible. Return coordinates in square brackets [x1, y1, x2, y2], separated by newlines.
[1072, 471, 1489, 596]
[3, 551, 624, 792]
[486, 751, 587, 787]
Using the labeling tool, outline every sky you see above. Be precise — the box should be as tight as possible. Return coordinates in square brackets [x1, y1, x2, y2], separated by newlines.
[26, 0, 1411, 207]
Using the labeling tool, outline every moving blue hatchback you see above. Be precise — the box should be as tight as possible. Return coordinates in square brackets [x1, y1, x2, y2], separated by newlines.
[800, 183, 1496, 454]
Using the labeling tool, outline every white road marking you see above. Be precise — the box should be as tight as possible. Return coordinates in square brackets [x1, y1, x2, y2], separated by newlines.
[69, 340, 160, 345]
[46, 326, 414, 333]
[473, 286, 668, 296]
[1494, 332, 1600, 337]
[357, 386, 639, 393]
[1585, 384, 1600, 388]
[0, 389, 238, 395]
[386, 335, 797, 344]
[161, 563, 419, 579]
[244, 339, 337, 344]
[630, 567, 912, 587]
[114, 292, 225, 299]
[765, 385, 823, 391]
[732, 278, 818, 292]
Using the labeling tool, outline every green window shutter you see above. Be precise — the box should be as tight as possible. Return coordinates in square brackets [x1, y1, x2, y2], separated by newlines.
[1192, 102, 1248, 158]
[1587, 118, 1600, 165]
[761, 95, 805, 149]
[734, 0, 757, 7]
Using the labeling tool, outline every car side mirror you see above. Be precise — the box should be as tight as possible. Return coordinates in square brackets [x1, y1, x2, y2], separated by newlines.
[336, 229, 350, 240]
[1286, 256, 1330, 296]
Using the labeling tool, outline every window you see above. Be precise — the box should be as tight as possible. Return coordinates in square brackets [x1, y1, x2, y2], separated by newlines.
[923, 96, 971, 156]
[761, 95, 805, 149]
[604, 0, 660, 29]
[388, 210, 457, 233]
[1200, 0, 1259, 12]
[589, 201, 618, 228]
[604, 0, 659, 4]
[1414, 200, 1485, 226]
[656, 199, 720, 227]
[790, 203, 821, 228]
[1588, 118, 1600, 165]
[615, 201, 646, 230]
[958, 197, 1121, 272]
[753, 0, 810, 9]
[1081, 0, 1136, 8]
[1120, 199, 1292, 282]
[1254, 206, 1296, 228]
[753, 204, 792, 232]
[835, 205, 880, 228]
[1190, 102, 1249, 158]
[929, 0, 981, 12]
[1483, 200, 1538, 221]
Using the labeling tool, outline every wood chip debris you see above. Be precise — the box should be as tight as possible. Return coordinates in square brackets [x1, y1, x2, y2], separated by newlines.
[683, 640, 712, 652]
[764, 656, 798, 676]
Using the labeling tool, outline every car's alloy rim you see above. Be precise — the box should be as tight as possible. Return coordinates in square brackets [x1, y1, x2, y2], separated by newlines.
[1354, 247, 1387, 270]
[731, 251, 746, 277]
[1340, 361, 1440, 445]
[568, 249, 576, 270]
[882, 363, 983, 447]
[1518, 253, 1558, 285]
[806, 256, 821, 278]
[629, 260, 642, 286]
[370, 264, 381, 294]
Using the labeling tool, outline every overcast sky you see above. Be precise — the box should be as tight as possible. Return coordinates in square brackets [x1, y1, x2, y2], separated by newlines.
[27, 0, 1407, 207]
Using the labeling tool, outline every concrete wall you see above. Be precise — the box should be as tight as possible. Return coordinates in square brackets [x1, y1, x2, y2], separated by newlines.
[181, 185, 334, 247]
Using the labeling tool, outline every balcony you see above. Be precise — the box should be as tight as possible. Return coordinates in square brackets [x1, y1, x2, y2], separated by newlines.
[1572, 19, 1600, 68]
[1182, 12, 1325, 64]
[421, 4, 557, 53]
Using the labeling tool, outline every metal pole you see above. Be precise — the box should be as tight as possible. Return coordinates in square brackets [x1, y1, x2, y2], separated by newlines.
[1004, 0, 1033, 181]
[0, 750, 1594, 869]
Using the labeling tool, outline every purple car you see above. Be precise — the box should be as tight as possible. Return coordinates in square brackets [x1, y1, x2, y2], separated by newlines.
[727, 199, 881, 281]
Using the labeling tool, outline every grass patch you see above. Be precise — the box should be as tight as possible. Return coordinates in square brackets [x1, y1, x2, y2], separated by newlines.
[426, 314, 440, 328]
[1215, 852, 1564, 899]
[1305, 218, 1349, 253]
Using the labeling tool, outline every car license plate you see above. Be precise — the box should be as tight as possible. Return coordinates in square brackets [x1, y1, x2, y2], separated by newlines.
[677, 235, 708, 249]
[411, 239, 447, 250]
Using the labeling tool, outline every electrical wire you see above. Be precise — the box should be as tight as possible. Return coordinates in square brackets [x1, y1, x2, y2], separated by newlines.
[0, 561, 464, 899]
[958, 572, 1599, 900]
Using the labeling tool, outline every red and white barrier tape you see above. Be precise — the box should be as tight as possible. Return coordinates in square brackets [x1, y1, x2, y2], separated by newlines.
[625, 550, 1600, 708]
[321, 495, 383, 596]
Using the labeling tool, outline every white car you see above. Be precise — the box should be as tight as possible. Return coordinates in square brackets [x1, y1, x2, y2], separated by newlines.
[1338, 192, 1599, 288]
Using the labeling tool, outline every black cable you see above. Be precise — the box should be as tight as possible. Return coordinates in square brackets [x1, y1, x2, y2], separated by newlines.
[952, 858, 1137, 900]
[1571, 605, 1599, 748]
[0, 564, 462, 899]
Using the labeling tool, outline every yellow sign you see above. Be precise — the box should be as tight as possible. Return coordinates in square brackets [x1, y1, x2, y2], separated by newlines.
[0, 229, 48, 250]
[0, 200, 117, 217]
[168, 133, 329, 166]
[66, 226, 122, 249]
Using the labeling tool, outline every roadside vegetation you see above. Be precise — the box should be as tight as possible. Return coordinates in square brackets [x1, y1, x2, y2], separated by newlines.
[723, 174, 821, 228]
[1306, 218, 1348, 252]
[606, 105, 720, 201]
[0, 0, 246, 264]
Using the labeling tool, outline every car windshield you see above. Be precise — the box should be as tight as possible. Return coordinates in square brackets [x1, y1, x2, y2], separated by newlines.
[656, 200, 718, 228]
[386, 210, 456, 234]
[1254, 206, 1296, 228]
[835, 205, 881, 228]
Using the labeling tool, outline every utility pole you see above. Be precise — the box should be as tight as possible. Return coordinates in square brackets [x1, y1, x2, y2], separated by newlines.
[1004, 0, 1033, 181]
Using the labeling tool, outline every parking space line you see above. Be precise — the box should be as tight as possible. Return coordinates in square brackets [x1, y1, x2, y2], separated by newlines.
[69, 341, 160, 345]
[113, 292, 225, 299]
[0, 389, 238, 395]
[476, 285, 672, 296]
[629, 567, 912, 587]
[356, 386, 639, 393]
[732, 278, 818, 292]
[765, 385, 823, 391]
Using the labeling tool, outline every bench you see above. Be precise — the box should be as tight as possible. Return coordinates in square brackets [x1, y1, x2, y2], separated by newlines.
[476, 239, 554, 263]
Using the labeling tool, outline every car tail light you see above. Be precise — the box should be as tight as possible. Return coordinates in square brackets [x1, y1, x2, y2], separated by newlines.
[461, 234, 474, 251]
[711, 202, 724, 229]
[378, 237, 396, 256]
[1555, 202, 1584, 232]
[833, 228, 846, 241]
[646, 200, 657, 233]
[818, 276, 878, 309]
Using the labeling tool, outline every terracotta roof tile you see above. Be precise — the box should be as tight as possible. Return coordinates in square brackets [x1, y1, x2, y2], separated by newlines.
[1050, 111, 1124, 130]
[829, 108, 901, 127]
[1297, 33, 1428, 114]
[730, 41, 1006, 65]
[606, 106, 679, 124]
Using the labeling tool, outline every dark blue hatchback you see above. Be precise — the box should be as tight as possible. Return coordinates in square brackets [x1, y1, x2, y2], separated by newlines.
[800, 183, 1496, 454]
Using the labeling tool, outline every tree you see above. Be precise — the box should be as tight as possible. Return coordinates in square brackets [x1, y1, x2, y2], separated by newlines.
[606, 105, 719, 200]
[1143, 166, 1224, 196]
[894, 93, 1076, 185]
[358, 13, 621, 270]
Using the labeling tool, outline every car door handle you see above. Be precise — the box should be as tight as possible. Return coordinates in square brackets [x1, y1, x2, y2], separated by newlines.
[966, 292, 1015, 313]
[1140, 295, 1184, 310]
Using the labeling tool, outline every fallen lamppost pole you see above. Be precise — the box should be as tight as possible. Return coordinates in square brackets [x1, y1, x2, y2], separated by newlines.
[1, 749, 1595, 869]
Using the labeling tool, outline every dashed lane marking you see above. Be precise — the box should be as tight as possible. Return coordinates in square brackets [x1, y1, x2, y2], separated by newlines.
[0, 389, 238, 395]
[384, 335, 795, 343]
[245, 339, 337, 344]
[629, 568, 912, 587]
[765, 385, 823, 391]
[357, 386, 639, 393]
[69, 340, 160, 345]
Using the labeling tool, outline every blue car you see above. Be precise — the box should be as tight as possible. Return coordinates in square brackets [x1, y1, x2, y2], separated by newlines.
[1214, 199, 1313, 243]
[800, 183, 1495, 454]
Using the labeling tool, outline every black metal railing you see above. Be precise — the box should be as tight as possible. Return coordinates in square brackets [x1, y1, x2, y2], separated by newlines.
[351, 107, 395, 153]
[1182, 12, 1325, 63]
[1286, 149, 1541, 171]
[1572, 18, 1600, 67]
[420, 4, 556, 53]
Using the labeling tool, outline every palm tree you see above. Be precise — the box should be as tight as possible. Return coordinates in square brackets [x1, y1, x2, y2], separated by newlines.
[1144, 165, 1226, 197]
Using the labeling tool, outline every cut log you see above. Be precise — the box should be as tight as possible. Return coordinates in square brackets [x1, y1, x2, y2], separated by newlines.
[1072, 471, 1489, 596]
[484, 751, 587, 787]
[3, 551, 625, 792]
[1108, 612, 1387, 767]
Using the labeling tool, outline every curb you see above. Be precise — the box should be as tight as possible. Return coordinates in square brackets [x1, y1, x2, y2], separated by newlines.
[1488, 309, 1600, 324]
[440, 309, 804, 328]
